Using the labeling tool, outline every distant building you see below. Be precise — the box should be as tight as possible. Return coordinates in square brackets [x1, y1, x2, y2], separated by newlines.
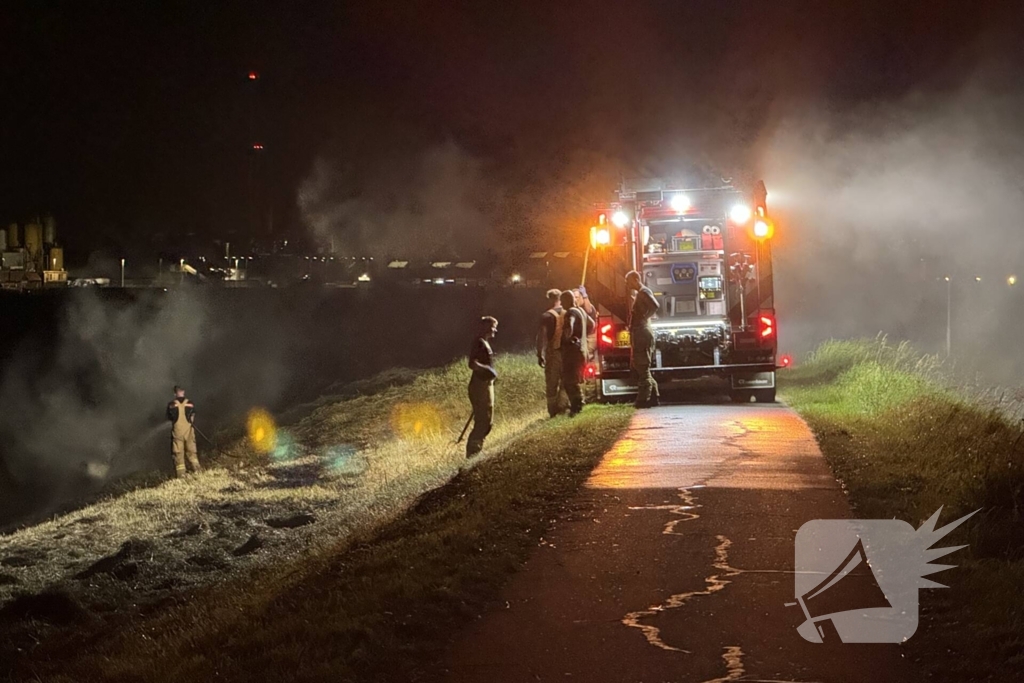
[1, 215, 68, 291]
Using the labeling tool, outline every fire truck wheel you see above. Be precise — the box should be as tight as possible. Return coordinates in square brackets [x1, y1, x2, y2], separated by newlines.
[729, 390, 753, 403]
[753, 388, 777, 403]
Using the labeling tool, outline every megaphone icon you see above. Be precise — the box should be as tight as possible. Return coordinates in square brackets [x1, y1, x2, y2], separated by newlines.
[792, 538, 892, 643]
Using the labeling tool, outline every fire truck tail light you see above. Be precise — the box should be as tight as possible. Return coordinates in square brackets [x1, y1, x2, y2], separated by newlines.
[760, 315, 775, 339]
[600, 323, 614, 347]
[780, 354, 792, 368]
[585, 363, 597, 378]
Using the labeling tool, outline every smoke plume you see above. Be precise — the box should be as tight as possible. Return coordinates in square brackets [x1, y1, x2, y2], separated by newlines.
[297, 141, 493, 259]
[761, 80, 1024, 379]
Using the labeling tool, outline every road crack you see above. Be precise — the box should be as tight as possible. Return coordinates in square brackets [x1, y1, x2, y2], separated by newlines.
[699, 646, 823, 683]
[622, 487, 741, 653]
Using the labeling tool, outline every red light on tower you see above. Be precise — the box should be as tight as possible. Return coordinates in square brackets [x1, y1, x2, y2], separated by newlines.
[248, 71, 259, 81]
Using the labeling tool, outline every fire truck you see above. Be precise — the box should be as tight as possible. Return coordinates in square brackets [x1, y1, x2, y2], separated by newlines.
[584, 178, 778, 403]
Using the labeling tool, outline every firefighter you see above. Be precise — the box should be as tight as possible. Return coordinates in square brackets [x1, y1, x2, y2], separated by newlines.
[466, 316, 499, 457]
[167, 385, 202, 477]
[625, 270, 661, 408]
[560, 290, 594, 416]
[573, 285, 598, 360]
[536, 288, 567, 417]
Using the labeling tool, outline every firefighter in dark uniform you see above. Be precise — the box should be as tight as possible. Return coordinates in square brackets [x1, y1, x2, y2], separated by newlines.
[536, 289, 566, 417]
[625, 270, 661, 408]
[573, 286, 598, 361]
[467, 316, 499, 457]
[560, 290, 594, 416]
[167, 385, 202, 476]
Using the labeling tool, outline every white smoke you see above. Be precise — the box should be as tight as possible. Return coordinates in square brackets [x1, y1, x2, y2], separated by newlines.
[760, 82, 1024, 373]
[297, 140, 493, 258]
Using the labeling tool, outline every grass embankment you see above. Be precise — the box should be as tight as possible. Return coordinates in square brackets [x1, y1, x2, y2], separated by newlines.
[2, 354, 631, 682]
[781, 338, 1024, 681]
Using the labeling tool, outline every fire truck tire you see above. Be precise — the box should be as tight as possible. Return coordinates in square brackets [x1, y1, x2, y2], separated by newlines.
[729, 390, 753, 403]
[753, 388, 777, 403]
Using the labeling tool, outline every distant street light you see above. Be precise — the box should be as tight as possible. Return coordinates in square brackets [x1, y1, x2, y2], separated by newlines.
[975, 276, 982, 282]
[511, 273, 522, 284]
[120, 258, 125, 288]
[944, 276, 951, 357]
[1008, 275, 1017, 286]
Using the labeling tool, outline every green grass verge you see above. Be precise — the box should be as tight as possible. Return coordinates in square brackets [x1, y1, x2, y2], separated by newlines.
[13, 400, 631, 682]
[781, 338, 1024, 681]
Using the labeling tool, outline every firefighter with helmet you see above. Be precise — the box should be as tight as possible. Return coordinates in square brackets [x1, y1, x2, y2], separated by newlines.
[167, 385, 202, 476]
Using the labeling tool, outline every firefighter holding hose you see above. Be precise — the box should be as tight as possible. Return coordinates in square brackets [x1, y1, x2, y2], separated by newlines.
[167, 385, 202, 477]
[466, 316, 499, 457]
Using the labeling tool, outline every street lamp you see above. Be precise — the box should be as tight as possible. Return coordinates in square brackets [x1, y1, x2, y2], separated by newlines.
[1008, 275, 1017, 286]
[944, 276, 951, 357]
[120, 259, 125, 288]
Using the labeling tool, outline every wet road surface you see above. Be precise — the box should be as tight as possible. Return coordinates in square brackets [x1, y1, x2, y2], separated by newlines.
[443, 404, 921, 682]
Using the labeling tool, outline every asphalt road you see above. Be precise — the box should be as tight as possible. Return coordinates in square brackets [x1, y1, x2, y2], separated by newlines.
[444, 403, 922, 683]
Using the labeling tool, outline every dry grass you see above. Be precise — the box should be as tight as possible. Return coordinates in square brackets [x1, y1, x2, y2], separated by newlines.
[0, 353, 548, 667]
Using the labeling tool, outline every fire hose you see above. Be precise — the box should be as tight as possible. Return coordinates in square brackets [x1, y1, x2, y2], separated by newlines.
[455, 412, 474, 444]
[190, 422, 215, 447]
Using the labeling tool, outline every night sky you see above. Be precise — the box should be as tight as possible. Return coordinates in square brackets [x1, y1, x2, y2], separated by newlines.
[3, 1, 1022, 260]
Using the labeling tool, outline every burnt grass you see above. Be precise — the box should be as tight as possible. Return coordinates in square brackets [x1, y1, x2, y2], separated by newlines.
[2, 406, 632, 682]
[782, 339, 1024, 682]
[0, 353, 555, 679]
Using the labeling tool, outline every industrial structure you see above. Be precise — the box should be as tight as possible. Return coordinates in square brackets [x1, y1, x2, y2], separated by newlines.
[0, 215, 68, 290]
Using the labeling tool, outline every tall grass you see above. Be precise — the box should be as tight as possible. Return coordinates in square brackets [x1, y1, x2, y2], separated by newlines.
[780, 337, 1024, 681]
[789, 335, 946, 385]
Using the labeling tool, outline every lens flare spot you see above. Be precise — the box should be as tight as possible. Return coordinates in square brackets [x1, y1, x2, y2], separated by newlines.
[322, 444, 366, 475]
[247, 408, 278, 454]
[390, 402, 443, 440]
[271, 430, 299, 461]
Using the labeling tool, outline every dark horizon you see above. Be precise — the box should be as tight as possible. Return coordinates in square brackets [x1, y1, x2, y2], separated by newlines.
[4, 1, 1023, 262]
